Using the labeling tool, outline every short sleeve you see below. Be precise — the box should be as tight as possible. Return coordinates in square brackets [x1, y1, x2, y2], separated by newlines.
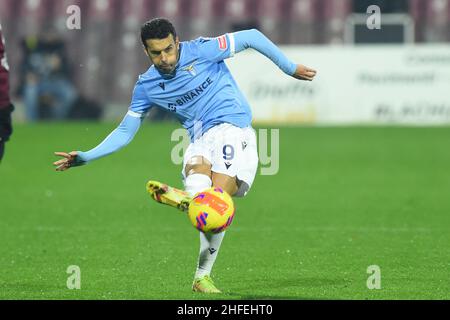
[128, 79, 151, 117]
[196, 33, 236, 63]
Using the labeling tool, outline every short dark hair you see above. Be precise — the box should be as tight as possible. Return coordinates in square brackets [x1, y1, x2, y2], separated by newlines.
[141, 18, 177, 47]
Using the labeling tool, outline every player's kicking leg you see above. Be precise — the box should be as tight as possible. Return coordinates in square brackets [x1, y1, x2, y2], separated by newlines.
[146, 180, 191, 212]
[147, 176, 225, 294]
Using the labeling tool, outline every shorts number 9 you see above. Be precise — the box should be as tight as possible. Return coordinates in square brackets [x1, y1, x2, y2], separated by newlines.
[222, 145, 234, 160]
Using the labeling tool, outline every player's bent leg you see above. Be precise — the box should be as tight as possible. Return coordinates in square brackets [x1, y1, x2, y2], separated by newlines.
[146, 180, 192, 212]
[146, 156, 212, 212]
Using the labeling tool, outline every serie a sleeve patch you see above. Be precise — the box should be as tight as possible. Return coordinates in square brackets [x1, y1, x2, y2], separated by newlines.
[217, 35, 228, 51]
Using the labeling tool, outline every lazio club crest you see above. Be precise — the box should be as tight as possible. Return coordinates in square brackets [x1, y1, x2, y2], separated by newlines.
[182, 61, 197, 76]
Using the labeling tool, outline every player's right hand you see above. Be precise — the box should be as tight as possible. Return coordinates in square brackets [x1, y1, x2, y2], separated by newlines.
[53, 151, 78, 171]
[292, 64, 317, 81]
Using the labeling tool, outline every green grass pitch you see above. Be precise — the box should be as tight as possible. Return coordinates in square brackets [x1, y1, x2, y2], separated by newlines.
[1, 122, 449, 299]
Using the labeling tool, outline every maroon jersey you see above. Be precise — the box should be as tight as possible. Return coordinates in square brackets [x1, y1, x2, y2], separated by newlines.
[0, 23, 10, 109]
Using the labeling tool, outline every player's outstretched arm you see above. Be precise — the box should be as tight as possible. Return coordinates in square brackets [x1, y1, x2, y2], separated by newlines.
[233, 29, 317, 81]
[53, 111, 144, 171]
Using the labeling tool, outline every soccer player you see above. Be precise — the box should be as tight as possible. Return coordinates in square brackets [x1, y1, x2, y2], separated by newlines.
[53, 18, 316, 293]
[0, 22, 14, 162]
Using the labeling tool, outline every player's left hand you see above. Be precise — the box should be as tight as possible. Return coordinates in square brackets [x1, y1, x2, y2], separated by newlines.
[292, 64, 317, 81]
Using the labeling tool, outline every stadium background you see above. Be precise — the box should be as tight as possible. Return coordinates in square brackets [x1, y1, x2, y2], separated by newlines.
[1, 0, 449, 300]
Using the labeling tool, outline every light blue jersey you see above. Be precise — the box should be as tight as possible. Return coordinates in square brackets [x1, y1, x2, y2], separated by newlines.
[130, 33, 254, 140]
[76, 29, 296, 164]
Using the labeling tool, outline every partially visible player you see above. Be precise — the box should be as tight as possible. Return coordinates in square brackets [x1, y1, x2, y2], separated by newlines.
[0, 22, 14, 162]
[53, 18, 316, 293]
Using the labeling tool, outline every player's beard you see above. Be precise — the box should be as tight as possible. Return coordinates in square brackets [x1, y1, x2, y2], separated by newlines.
[158, 64, 175, 74]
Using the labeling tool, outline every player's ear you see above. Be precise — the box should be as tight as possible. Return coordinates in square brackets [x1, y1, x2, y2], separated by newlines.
[143, 45, 149, 57]
[175, 36, 180, 49]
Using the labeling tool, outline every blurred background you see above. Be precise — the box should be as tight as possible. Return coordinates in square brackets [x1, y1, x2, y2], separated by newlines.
[1, 0, 450, 124]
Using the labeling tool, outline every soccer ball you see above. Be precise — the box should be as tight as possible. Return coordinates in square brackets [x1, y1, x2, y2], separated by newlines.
[188, 187, 235, 233]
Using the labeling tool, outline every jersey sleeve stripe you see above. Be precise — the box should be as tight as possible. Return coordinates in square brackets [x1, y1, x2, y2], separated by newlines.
[127, 110, 145, 118]
[228, 33, 236, 58]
